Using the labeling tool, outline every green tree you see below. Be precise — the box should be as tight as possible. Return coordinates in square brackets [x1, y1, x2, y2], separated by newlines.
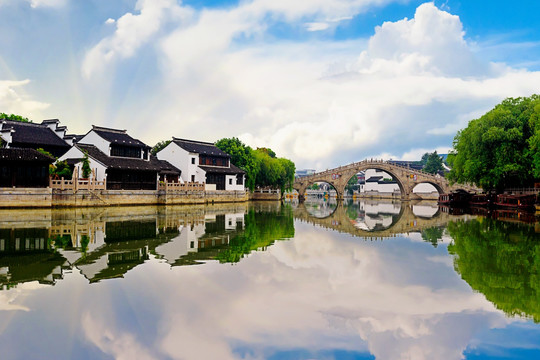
[51, 160, 72, 180]
[151, 140, 171, 156]
[36, 148, 54, 158]
[81, 151, 92, 179]
[423, 151, 443, 174]
[215, 137, 258, 190]
[448, 95, 540, 191]
[0, 113, 30, 122]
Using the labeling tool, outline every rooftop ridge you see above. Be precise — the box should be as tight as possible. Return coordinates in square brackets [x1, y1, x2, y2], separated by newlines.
[1, 119, 44, 127]
[92, 125, 127, 134]
[172, 137, 215, 145]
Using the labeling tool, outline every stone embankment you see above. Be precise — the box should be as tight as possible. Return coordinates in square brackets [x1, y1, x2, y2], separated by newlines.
[0, 188, 251, 208]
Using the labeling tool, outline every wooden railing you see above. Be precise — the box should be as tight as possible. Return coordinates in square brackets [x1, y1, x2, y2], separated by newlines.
[158, 182, 205, 192]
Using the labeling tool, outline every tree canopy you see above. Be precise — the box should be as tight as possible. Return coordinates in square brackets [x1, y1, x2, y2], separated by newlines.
[423, 151, 443, 174]
[215, 137, 295, 192]
[447, 95, 540, 191]
[0, 113, 30, 122]
[151, 140, 171, 156]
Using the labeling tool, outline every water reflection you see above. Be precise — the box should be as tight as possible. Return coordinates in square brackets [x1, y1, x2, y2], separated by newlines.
[447, 218, 540, 323]
[0, 203, 295, 287]
[0, 201, 538, 360]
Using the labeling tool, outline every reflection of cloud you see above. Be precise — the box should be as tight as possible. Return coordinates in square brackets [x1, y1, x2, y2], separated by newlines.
[0, 281, 47, 312]
[149, 226, 509, 360]
[82, 312, 155, 360]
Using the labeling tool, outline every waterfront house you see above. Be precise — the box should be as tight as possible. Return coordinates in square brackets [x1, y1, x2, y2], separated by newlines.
[59, 126, 179, 190]
[157, 138, 245, 191]
[0, 148, 54, 188]
[0, 119, 72, 157]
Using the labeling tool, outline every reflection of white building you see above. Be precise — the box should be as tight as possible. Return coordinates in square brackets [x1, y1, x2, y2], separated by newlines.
[155, 212, 245, 265]
[155, 224, 206, 264]
[353, 201, 402, 231]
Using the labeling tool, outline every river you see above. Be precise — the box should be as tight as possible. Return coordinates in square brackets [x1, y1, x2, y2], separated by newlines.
[0, 200, 538, 360]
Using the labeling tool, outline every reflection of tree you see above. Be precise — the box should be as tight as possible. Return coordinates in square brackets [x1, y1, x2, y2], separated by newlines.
[421, 226, 444, 247]
[447, 219, 540, 322]
[216, 207, 294, 263]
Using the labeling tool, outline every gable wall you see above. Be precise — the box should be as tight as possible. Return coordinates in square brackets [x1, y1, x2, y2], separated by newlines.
[78, 131, 110, 155]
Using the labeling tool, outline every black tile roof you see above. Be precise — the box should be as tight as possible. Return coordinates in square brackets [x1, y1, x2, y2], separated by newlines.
[76, 144, 160, 172]
[366, 176, 383, 183]
[91, 125, 149, 148]
[172, 138, 230, 158]
[1, 120, 70, 148]
[150, 157, 181, 175]
[0, 148, 55, 163]
[199, 163, 245, 175]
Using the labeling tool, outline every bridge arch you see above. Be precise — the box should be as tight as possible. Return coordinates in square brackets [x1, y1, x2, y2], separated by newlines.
[294, 160, 479, 201]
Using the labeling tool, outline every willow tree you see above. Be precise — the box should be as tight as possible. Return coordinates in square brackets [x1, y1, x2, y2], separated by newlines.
[447, 95, 540, 191]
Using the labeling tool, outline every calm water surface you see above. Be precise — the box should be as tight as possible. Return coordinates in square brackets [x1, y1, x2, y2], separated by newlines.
[0, 200, 538, 360]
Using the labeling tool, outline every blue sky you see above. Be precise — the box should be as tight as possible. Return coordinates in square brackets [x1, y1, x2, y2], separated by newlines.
[0, 0, 539, 169]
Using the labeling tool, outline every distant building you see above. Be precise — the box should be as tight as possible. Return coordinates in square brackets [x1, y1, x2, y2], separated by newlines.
[295, 169, 316, 178]
[157, 138, 245, 191]
[0, 119, 72, 157]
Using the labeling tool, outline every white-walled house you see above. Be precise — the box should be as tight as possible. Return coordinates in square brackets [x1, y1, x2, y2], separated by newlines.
[59, 126, 180, 190]
[157, 138, 245, 191]
[362, 169, 400, 193]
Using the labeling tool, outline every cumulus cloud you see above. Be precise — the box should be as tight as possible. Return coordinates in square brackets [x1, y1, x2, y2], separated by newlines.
[78, 1, 540, 169]
[82, 0, 193, 79]
[137, 2, 539, 168]
[0, 80, 49, 118]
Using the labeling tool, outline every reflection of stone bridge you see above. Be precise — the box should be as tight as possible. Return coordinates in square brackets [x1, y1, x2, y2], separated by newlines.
[293, 160, 479, 200]
[294, 202, 465, 239]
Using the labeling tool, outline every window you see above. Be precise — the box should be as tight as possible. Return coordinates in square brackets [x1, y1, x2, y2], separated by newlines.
[191, 175, 195, 182]
[190, 241, 194, 248]
[110, 145, 141, 158]
[191, 157, 195, 165]
[236, 175, 243, 185]
[229, 178, 232, 185]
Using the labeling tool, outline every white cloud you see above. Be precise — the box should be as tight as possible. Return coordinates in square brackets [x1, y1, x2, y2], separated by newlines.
[0, 80, 49, 118]
[306, 22, 330, 31]
[75, 1, 540, 169]
[27, 0, 66, 8]
[133, 1, 539, 169]
[82, 0, 193, 79]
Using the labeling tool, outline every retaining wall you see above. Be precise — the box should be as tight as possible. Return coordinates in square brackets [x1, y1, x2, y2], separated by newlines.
[0, 188, 52, 208]
[0, 188, 249, 208]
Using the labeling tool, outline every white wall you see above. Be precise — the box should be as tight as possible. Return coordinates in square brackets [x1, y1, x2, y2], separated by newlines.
[78, 131, 110, 155]
[58, 147, 107, 181]
[157, 142, 206, 183]
[363, 169, 399, 192]
[225, 174, 245, 191]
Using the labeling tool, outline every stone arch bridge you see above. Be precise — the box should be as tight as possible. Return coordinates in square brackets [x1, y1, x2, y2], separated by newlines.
[293, 159, 479, 201]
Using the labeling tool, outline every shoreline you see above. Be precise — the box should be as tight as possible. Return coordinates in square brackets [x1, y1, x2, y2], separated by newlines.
[0, 188, 281, 208]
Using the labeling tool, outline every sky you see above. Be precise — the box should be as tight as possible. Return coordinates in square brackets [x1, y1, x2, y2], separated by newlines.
[0, 0, 540, 170]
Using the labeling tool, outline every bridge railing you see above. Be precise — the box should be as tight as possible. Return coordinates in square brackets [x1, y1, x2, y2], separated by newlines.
[296, 159, 441, 181]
